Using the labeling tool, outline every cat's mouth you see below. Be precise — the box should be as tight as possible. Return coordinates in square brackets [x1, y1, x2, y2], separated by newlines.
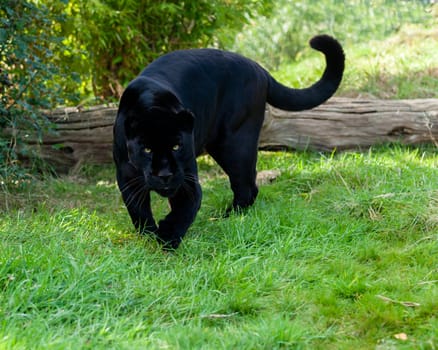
[146, 172, 183, 197]
[148, 178, 181, 197]
[155, 185, 179, 197]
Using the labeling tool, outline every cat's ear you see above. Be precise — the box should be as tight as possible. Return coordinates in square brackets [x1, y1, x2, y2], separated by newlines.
[119, 77, 148, 113]
[177, 110, 195, 132]
[122, 110, 140, 139]
[154, 90, 180, 108]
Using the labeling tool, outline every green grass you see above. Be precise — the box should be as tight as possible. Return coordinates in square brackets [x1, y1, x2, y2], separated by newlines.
[1, 145, 437, 349]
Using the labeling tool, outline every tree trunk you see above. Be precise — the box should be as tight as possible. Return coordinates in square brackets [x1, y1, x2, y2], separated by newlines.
[15, 97, 438, 172]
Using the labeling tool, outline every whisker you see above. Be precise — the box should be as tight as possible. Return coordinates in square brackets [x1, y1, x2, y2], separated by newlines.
[124, 181, 148, 208]
[119, 177, 142, 207]
[183, 174, 199, 184]
[138, 184, 150, 208]
[125, 187, 141, 208]
[120, 176, 144, 193]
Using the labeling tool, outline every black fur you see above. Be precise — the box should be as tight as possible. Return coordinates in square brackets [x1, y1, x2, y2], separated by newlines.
[113, 35, 345, 249]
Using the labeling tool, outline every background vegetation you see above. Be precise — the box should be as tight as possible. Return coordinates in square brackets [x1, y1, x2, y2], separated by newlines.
[0, 0, 71, 181]
[42, 0, 274, 100]
[232, 0, 436, 70]
[0, 0, 437, 348]
[1, 0, 437, 179]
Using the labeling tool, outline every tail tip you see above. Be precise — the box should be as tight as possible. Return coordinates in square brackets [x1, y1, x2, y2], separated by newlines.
[309, 34, 343, 54]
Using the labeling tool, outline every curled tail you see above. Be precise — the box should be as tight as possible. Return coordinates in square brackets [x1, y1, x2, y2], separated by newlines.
[267, 34, 345, 111]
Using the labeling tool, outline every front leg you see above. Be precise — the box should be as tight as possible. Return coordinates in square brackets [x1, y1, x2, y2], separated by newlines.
[156, 180, 202, 249]
[116, 164, 158, 234]
[125, 191, 158, 234]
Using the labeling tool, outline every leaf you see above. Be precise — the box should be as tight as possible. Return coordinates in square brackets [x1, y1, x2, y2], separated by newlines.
[399, 301, 421, 307]
[201, 312, 239, 319]
[394, 333, 408, 341]
[376, 294, 421, 308]
[0, 28, 7, 42]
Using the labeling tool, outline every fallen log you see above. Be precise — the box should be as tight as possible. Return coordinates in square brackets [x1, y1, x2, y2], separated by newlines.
[15, 97, 438, 172]
[260, 97, 438, 151]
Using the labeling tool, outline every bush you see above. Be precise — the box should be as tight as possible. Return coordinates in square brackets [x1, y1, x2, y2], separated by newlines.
[58, 0, 273, 99]
[0, 0, 74, 181]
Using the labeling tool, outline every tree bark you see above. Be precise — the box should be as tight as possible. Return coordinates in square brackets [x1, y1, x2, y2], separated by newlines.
[15, 97, 438, 172]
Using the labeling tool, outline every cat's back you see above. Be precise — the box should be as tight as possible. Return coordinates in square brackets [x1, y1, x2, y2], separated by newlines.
[140, 48, 265, 84]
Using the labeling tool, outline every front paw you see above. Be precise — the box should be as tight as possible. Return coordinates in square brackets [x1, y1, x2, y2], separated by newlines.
[156, 223, 183, 250]
[156, 232, 182, 250]
[160, 236, 182, 251]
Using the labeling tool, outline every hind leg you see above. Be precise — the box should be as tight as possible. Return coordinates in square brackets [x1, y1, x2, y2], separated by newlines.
[207, 128, 260, 211]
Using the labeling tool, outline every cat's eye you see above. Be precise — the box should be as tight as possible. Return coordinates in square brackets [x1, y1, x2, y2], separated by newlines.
[144, 147, 152, 154]
[172, 144, 180, 151]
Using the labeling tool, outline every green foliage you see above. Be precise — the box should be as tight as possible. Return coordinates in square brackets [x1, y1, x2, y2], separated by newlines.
[57, 0, 273, 99]
[233, 0, 436, 70]
[0, 0, 76, 181]
[272, 25, 438, 99]
[1, 145, 437, 348]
